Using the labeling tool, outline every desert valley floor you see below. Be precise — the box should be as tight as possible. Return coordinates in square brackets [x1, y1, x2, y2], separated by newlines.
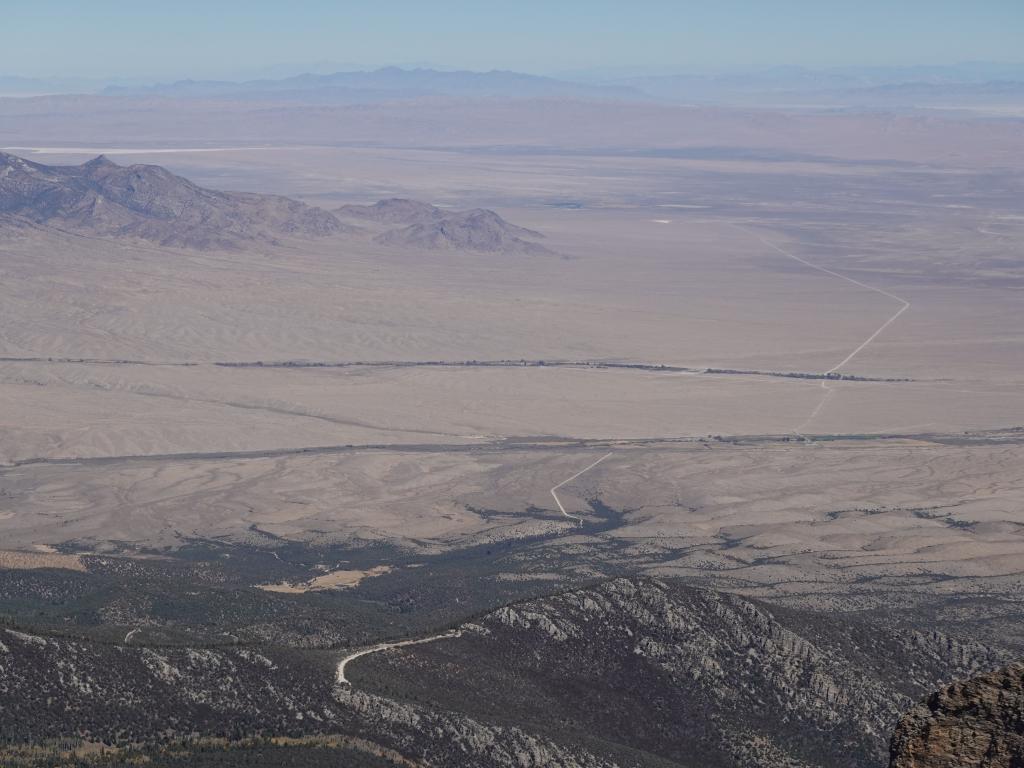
[1, 136, 1023, 766]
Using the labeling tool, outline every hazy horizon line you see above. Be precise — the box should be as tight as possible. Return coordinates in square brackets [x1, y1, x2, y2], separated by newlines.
[5, 59, 1024, 88]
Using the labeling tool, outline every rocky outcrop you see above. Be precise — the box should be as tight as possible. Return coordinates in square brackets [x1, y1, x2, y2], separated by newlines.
[889, 661, 1024, 767]
[337, 197, 552, 255]
[376, 208, 551, 254]
[0, 152, 349, 249]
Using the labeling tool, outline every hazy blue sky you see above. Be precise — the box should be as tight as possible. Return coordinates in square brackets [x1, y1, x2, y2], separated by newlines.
[4, 0, 1022, 80]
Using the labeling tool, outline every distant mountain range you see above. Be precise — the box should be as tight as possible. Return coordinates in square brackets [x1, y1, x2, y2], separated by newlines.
[609, 64, 1024, 106]
[3, 63, 1023, 109]
[812, 80, 1024, 107]
[97, 65, 1024, 108]
[102, 67, 645, 103]
[0, 153, 552, 254]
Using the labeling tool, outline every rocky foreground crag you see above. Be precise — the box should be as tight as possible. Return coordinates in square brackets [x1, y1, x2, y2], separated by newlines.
[889, 661, 1024, 767]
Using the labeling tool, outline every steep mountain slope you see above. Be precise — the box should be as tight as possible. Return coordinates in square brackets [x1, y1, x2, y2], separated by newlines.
[889, 661, 1024, 768]
[353, 578, 1011, 768]
[0, 152, 348, 249]
[337, 197, 552, 255]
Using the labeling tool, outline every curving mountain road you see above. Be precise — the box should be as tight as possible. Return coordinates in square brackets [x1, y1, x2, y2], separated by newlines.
[336, 630, 463, 686]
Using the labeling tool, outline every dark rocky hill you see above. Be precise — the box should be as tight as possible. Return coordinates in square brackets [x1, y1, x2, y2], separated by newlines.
[377, 208, 551, 254]
[336, 197, 445, 226]
[0, 152, 349, 249]
[889, 661, 1024, 767]
[337, 198, 552, 255]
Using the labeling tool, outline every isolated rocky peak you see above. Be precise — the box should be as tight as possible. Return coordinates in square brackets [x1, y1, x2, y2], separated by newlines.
[80, 153, 119, 172]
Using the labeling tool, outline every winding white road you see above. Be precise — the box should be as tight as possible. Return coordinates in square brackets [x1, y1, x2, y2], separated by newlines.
[756, 236, 911, 374]
[550, 451, 614, 525]
[336, 630, 463, 685]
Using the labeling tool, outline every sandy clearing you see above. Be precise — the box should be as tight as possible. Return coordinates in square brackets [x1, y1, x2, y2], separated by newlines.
[0, 549, 86, 572]
[258, 565, 394, 593]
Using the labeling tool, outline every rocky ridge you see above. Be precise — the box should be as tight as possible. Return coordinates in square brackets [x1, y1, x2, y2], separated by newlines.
[0, 156, 552, 255]
[357, 577, 1011, 768]
[0, 152, 349, 249]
